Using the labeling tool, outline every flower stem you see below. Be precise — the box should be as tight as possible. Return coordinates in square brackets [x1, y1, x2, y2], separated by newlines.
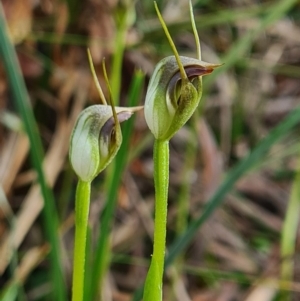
[153, 139, 169, 273]
[72, 180, 91, 301]
[143, 139, 169, 301]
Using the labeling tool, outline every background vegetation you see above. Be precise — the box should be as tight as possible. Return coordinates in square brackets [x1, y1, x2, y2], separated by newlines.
[0, 0, 300, 300]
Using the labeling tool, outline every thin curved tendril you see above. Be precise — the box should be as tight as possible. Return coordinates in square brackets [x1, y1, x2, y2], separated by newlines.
[87, 49, 107, 105]
[189, 0, 201, 60]
[102, 59, 119, 128]
[154, 1, 188, 82]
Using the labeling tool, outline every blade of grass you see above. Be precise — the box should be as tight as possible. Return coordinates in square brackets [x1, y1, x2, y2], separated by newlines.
[110, 3, 136, 104]
[0, 5, 66, 301]
[0, 282, 19, 301]
[89, 70, 144, 300]
[280, 156, 300, 300]
[132, 106, 300, 301]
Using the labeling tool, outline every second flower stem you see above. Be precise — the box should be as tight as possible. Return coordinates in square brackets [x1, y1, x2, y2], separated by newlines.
[153, 139, 169, 275]
[143, 139, 169, 301]
[72, 180, 91, 301]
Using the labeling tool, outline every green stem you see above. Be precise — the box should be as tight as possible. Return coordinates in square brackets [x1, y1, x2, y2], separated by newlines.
[153, 139, 169, 274]
[143, 139, 169, 301]
[72, 180, 91, 301]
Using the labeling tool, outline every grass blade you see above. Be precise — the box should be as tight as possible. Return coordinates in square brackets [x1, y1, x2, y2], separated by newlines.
[0, 5, 66, 301]
[110, 3, 136, 104]
[89, 70, 144, 300]
[280, 157, 300, 299]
